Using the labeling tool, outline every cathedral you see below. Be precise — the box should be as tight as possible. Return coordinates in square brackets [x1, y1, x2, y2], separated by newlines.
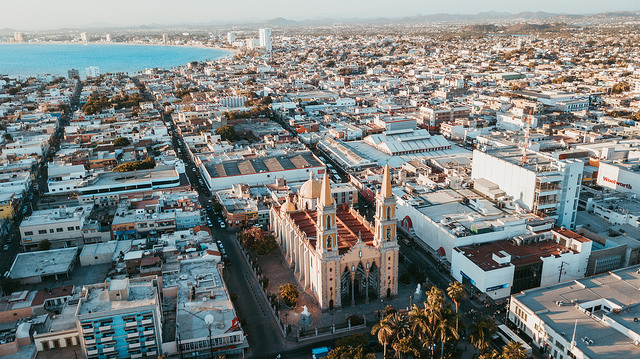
[270, 165, 399, 310]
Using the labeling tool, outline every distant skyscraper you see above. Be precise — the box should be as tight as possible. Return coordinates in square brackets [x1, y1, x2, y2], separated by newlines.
[105, 33, 111, 42]
[259, 28, 272, 52]
[13, 32, 24, 42]
[163, 34, 169, 44]
[80, 32, 88, 43]
[227, 32, 235, 45]
[85, 66, 100, 79]
[68, 69, 79, 80]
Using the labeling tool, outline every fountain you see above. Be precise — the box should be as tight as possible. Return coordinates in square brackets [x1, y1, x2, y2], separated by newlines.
[299, 305, 312, 327]
[414, 283, 422, 302]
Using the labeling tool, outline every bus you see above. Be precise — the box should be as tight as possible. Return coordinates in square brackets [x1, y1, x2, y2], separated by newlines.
[496, 324, 532, 357]
[311, 346, 330, 359]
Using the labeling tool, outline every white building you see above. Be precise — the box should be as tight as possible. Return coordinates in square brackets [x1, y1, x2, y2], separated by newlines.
[508, 265, 640, 359]
[451, 229, 592, 300]
[259, 28, 272, 52]
[596, 160, 640, 197]
[14, 32, 24, 42]
[472, 148, 583, 229]
[47, 162, 89, 195]
[80, 32, 88, 43]
[227, 32, 235, 45]
[19, 205, 93, 251]
[85, 66, 100, 79]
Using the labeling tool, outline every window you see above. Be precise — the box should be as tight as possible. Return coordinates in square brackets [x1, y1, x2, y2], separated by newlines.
[67, 226, 74, 231]
[49, 229, 54, 233]
[24, 231, 33, 236]
[57, 228, 64, 232]
[39, 229, 47, 234]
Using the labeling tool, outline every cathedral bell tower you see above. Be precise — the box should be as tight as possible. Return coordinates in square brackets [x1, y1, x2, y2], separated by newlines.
[316, 173, 338, 257]
[374, 164, 397, 248]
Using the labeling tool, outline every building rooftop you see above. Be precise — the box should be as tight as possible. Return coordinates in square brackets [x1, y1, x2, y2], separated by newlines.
[204, 151, 322, 179]
[9, 248, 77, 280]
[77, 277, 158, 316]
[514, 265, 640, 358]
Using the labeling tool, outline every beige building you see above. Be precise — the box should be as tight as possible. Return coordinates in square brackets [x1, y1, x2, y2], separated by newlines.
[270, 166, 399, 310]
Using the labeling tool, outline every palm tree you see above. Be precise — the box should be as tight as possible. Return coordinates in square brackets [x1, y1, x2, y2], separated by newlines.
[372, 316, 393, 358]
[409, 304, 434, 356]
[446, 281, 465, 332]
[385, 312, 410, 343]
[434, 308, 459, 359]
[469, 317, 497, 354]
[478, 349, 502, 359]
[502, 340, 528, 359]
[392, 337, 420, 359]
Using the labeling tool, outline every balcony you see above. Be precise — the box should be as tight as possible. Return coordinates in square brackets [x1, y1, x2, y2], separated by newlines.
[129, 342, 141, 349]
[131, 354, 143, 359]
[85, 339, 96, 345]
[125, 321, 137, 328]
[143, 329, 154, 336]
[82, 327, 94, 334]
[100, 336, 114, 343]
[146, 350, 157, 357]
[98, 325, 111, 331]
[103, 346, 115, 353]
[141, 319, 153, 325]
[127, 332, 139, 338]
[87, 349, 98, 356]
[144, 339, 155, 346]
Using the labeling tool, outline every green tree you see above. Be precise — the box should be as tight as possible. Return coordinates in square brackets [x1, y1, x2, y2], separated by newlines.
[446, 281, 465, 333]
[612, 81, 630, 94]
[113, 157, 156, 172]
[113, 137, 131, 147]
[335, 333, 369, 348]
[279, 283, 299, 307]
[502, 340, 528, 359]
[327, 346, 375, 359]
[38, 239, 51, 251]
[215, 125, 238, 142]
[408, 304, 432, 350]
[435, 308, 459, 358]
[372, 315, 394, 358]
[469, 317, 497, 354]
[392, 336, 420, 359]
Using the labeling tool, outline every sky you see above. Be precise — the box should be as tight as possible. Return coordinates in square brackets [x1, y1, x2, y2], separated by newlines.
[4, 0, 640, 30]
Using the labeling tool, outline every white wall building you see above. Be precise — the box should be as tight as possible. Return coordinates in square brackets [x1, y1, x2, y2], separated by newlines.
[259, 28, 272, 52]
[472, 148, 583, 229]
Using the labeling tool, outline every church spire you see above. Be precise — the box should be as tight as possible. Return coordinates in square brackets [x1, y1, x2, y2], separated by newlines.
[381, 164, 392, 198]
[320, 172, 333, 207]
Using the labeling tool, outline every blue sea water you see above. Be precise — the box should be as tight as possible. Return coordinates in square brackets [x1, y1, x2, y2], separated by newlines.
[0, 43, 231, 78]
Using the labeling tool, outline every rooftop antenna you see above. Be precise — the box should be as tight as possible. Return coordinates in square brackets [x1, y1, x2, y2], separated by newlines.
[570, 319, 577, 349]
[522, 107, 533, 165]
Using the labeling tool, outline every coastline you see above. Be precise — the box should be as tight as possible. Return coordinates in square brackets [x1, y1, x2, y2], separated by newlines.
[0, 42, 237, 78]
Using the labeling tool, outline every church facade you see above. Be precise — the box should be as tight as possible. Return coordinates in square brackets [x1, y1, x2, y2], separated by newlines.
[270, 165, 399, 310]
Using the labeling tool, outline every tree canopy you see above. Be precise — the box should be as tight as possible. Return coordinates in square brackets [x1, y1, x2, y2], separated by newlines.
[113, 157, 156, 172]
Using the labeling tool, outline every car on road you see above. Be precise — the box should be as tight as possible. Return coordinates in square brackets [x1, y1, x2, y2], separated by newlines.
[2, 245, 8, 251]
[219, 221, 226, 229]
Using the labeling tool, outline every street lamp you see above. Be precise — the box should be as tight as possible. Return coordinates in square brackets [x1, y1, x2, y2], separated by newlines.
[205, 314, 214, 359]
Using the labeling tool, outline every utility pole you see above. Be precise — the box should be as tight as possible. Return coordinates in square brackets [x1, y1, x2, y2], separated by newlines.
[558, 261, 568, 282]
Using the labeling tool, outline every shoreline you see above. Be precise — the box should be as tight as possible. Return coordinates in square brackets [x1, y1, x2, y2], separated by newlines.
[0, 41, 237, 78]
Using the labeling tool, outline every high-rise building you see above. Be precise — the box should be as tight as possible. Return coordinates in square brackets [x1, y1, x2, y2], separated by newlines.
[162, 34, 169, 44]
[77, 277, 162, 358]
[259, 28, 272, 52]
[13, 32, 24, 42]
[105, 33, 111, 42]
[227, 32, 235, 45]
[68, 69, 80, 80]
[472, 148, 583, 229]
[80, 32, 88, 43]
[85, 66, 100, 79]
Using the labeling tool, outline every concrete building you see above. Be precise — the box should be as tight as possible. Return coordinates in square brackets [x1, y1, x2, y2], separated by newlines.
[162, 34, 168, 44]
[259, 28, 272, 52]
[85, 66, 100, 79]
[77, 276, 162, 359]
[19, 205, 93, 251]
[80, 32, 88, 43]
[270, 166, 399, 310]
[508, 265, 640, 359]
[597, 160, 640, 197]
[472, 148, 584, 229]
[451, 229, 592, 299]
[227, 32, 235, 45]
[9, 248, 78, 284]
[13, 32, 24, 42]
[201, 151, 324, 191]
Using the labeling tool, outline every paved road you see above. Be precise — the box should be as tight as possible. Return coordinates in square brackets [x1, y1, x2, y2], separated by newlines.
[162, 110, 286, 358]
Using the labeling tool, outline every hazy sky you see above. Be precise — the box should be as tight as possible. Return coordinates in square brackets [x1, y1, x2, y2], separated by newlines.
[5, 0, 640, 30]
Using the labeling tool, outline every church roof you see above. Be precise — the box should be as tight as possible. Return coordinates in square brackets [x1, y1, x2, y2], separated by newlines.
[288, 208, 375, 254]
[299, 171, 321, 199]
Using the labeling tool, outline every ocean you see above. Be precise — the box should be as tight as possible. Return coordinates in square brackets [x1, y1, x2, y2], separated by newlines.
[0, 43, 231, 78]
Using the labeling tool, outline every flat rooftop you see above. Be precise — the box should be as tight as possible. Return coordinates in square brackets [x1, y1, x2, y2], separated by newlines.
[485, 147, 563, 173]
[77, 277, 158, 315]
[10, 248, 77, 280]
[514, 265, 640, 358]
[163, 257, 240, 341]
[205, 151, 322, 178]
[78, 165, 179, 188]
